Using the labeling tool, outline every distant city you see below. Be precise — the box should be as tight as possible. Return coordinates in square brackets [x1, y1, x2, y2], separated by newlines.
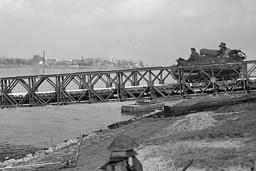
[0, 51, 144, 69]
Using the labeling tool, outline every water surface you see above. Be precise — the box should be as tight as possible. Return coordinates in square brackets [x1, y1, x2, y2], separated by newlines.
[0, 102, 133, 147]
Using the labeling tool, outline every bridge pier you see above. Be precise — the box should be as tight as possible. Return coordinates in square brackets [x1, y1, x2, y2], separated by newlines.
[159, 70, 164, 84]
[106, 73, 113, 88]
[88, 74, 93, 102]
[79, 74, 87, 89]
[148, 71, 156, 98]
[28, 77, 37, 104]
[178, 67, 185, 97]
[117, 72, 125, 101]
[55, 75, 61, 103]
[243, 63, 250, 93]
[132, 71, 139, 86]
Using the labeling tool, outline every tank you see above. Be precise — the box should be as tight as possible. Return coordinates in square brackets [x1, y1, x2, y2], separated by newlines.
[171, 48, 246, 83]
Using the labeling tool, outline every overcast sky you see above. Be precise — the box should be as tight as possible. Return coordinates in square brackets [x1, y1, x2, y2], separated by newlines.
[0, 0, 255, 65]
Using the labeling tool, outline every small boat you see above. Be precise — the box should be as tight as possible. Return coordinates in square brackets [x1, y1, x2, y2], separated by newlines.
[121, 99, 165, 114]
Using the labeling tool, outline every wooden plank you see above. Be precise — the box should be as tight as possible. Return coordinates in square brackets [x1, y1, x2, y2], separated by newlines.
[73, 133, 84, 167]
[155, 93, 256, 117]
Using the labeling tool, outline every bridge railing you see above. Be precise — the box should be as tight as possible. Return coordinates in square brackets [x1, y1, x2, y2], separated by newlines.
[1, 60, 256, 107]
[0, 67, 178, 107]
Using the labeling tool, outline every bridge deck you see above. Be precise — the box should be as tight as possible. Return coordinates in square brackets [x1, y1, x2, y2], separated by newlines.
[1, 60, 256, 107]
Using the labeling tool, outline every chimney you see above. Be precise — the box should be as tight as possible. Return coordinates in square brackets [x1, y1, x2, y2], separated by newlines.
[42, 50, 46, 64]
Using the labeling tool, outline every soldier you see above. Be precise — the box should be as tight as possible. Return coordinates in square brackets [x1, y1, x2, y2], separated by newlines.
[218, 42, 231, 58]
[188, 48, 199, 62]
[100, 134, 143, 171]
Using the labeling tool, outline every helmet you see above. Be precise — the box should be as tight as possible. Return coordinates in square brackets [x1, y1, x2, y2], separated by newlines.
[219, 42, 226, 47]
[107, 134, 139, 151]
[110, 149, 138, 160]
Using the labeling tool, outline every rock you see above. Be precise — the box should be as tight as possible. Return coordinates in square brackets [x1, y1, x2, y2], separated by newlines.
[45, 148, 54, 154]
[3, 159, 16, 166]
[25, 153, 33, 158]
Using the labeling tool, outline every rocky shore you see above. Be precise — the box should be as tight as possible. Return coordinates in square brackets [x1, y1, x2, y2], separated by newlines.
[0, 107, 160, 169]
[0, 138, 79, 168]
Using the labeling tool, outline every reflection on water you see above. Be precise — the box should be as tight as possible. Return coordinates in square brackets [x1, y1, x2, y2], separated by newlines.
[0, 66, 97, 78]
[0, 65, 129, 78]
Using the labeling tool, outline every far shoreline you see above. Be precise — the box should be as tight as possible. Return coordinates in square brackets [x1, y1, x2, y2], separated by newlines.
[0, 64, 130, 70]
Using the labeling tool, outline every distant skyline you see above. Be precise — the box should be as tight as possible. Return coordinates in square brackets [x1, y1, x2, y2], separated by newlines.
[0, 0, 255, 65]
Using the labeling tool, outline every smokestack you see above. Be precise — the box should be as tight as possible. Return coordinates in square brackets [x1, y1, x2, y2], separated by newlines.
[42, 50, 46, 64]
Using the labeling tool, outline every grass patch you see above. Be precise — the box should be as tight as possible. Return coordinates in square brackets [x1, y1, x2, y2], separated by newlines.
[175, 110, 256, 141]
[215, 102, 256, 113]
[170, 143, 251, 169]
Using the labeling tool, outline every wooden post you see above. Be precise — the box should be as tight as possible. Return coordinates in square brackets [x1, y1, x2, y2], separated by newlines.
[4, 80, 8, 93]
[182, 160, 193, 171]
[178, 67, 184, 97]
[148, 70, 155, 98]
[56, 75, 61, 103]
[117, 72, 124, 101]
[132, 71, 139, 86]
[80, 74, 86, 89]
[88, 74, 93, 102]
[2, 79, 7, 106]
[0, 79, 3, 107]
[159, 70, 164, 84]
[106, 73, 112, 88]
[28, 78, 33, 104]
[244, 62, 250, 93]
[73, 133, 84, 167]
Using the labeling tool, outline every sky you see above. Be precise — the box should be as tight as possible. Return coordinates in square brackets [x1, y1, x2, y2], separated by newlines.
[0, 0, 255, 65]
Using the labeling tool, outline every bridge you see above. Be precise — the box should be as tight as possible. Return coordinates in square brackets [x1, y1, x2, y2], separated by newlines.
[1, 60, 256, 107]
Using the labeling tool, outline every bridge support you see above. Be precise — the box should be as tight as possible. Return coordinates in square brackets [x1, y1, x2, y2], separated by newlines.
[0, 61, 256, 107]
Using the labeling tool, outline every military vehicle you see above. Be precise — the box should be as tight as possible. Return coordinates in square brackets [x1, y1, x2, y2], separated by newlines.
[171, 48, 246, 83]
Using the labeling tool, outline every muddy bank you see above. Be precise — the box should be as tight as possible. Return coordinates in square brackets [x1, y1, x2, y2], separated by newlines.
[4, 96, 256, 170]
[0, 143, 41, 162]
[11, 100, 255, 170]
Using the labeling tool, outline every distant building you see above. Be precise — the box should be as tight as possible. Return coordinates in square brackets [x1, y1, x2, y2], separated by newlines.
[46, 59, 57, 65]
[32, 55, 45, 65]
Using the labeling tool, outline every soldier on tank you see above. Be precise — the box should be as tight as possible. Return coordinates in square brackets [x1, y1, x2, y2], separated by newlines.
[188, 48, 199, 62]
[100, 134, 143, 171]
[218, 42, 231, 58]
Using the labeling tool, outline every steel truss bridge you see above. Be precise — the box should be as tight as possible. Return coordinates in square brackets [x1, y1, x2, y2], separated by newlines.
[1, 60, 256, 107]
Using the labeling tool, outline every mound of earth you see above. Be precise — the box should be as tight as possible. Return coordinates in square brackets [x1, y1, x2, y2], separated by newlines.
[168, 112, 217, 133]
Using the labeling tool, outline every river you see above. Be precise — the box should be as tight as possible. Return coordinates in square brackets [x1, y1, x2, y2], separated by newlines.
[0, 66, 137, 161]
[0, 102, 133, 147]
[0, 66, 179, 162]
[0, 67, 132, 147]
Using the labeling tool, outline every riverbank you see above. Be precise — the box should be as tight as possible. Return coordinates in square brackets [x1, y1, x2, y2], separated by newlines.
[4, 97, 256, 170]
[2, 96, 256, 170]
[0, 101, 139, 168]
